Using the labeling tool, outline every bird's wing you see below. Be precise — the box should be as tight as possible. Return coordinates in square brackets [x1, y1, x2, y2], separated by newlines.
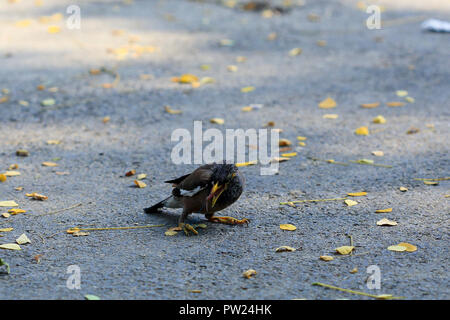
[168, 164, 214, 198]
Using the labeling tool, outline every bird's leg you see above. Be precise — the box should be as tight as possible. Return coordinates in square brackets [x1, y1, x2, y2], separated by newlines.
[207, 215, 249, 225]
[178, 210, 198, 236]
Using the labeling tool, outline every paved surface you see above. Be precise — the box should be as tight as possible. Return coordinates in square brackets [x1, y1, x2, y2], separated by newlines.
[0, 0, 449, 299]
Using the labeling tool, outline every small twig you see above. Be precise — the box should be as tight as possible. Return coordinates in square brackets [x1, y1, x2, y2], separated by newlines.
[66, 224, 165, 233]
[38, 203, 83, 217]
[348, 160, 393, 168]
[312, 282, 404, 299]
[280, 198, 347, 206]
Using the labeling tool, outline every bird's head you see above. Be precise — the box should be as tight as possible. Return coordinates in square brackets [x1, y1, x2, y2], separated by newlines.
[207, 164, 238, 208]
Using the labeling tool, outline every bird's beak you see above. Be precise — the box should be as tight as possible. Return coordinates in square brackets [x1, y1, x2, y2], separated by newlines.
[210, 182, 225, 208]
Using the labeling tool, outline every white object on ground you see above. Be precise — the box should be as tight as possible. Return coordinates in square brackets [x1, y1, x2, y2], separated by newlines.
[421, 19, 450, 32]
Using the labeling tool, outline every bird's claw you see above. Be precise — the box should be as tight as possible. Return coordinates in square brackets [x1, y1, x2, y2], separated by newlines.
[208, 216, 249, 225]
[180, 223, 199, 236]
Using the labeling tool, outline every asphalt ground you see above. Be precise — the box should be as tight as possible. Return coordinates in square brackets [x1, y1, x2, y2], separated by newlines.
[0, 0, 449, 299]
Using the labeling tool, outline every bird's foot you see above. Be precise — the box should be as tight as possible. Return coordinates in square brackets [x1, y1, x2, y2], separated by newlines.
[208, 216, 249, 225]
[179, 223, 199, 236]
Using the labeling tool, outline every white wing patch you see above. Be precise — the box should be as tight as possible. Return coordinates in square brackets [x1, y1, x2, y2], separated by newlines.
[179, 186, 204, 197]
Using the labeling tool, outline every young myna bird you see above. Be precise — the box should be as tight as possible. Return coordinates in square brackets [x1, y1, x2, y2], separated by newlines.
[144, 163, 247, 235]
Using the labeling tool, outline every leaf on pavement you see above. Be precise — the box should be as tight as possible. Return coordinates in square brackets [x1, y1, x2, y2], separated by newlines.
[344, 199, 358, 206]
[347, 192, 367, 197]
[26, 193, 48, 200]
[275, 246, 296, 252]
[375, 208, 392, 213]
[319, 255, 334, 261]
[164, 106, 182, 114]
[16, 233, 31, 245]
[376, 218, 397, 226]
[42, 161, 58, 167]
[355, 126, 369, 135]
[134, 180, 147, 188]
[0, 201, 18, 207]
[360, 102, 380, 109]
[0, 243, 21, 250]
[318, 97, 336, 109]
[242, 269, 257, 279]
[280, 224, 296, 231]
[335, 246, 355, 255]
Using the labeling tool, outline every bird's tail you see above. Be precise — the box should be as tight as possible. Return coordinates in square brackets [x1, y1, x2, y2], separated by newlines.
[144, 196, 170, 213]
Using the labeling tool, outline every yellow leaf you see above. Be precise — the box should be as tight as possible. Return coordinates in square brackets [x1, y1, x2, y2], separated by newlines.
[1, 213, 10, 218]
[387, 245, 406, 252]
[242, 269, 257, 279]
[376, 218, 397, 226]
[8, 208, 26, 215]
[42, 161, 58, 167]
[236, 56, 247, 63]
[275, 246, 296, 252]
[9, 164, 18, 170]
[360, 102, 380, 108]
[281, 152, 297, 157]
[102, 116, 110, 123]
[399, 187, 408, 192]
[350, 267, 358, 274]
[372, 150, 384, 157]
[344, 199, 358, 207]
[318, 97, 336, 109]
[241, 106, 253, 112]
[210, 118, 224, 125]
[235, 161, 257, 167]
[0, 228, 13, 232]
[5, 171, 20, 176]
[0, 243, 21, 250]
[136, 174, 147, 180]
[405, 96, 415, 103]
[271, 157, 290, 163]
[200, 64, 211, 71]
[0, 174, 6, 182]
[298, 142, 306, 147]
[16, 233, 31, 245]
[25, 193, 48, 200]
[335, 246, 355, 255]
[316, 40, 327, 47]
[227, 65, 238, 72]
[323, 114, 338, 119]
[319, 255, 334, 261]
[173, 74, 198, 84]
[165, 230, 178, 236]
[134, 180, 147, 188]
[267, 32, 277, 40]
[423, 180, 438, 185]
[347, 192, 367, 197]
[375, 208, 392, 213]
[355, 126, 369, 135]
[297, 136, 307, 141]
[0, 201, 18, 207]
[46, 140, 61, 145]
[47, 25, 61, 34]
[386, 101, 405, 107]
[372, 115, 386, 124]
[396, 90, 408, 97]
[280, 224, 296, 231]
[164, 105, 182, 114]
[397, 242, 417, 252]
[289, 48, 302, 56]
[16, 149, 29, 157]
[241, 86, 255, 93]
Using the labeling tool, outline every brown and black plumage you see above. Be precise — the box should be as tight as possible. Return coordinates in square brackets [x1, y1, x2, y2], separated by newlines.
[144, 163, 247, 235]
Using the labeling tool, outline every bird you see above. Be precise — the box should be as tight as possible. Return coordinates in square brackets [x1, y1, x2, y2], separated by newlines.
[144, 163, 247, 235]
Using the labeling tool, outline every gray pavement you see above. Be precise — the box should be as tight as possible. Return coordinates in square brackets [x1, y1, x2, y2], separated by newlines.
[0, 0, 449, 299]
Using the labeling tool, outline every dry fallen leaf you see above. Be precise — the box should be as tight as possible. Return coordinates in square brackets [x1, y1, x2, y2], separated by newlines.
[344, 199, 358, 207]
[387, 245, 407, 252]
[242, 269, 257, 279]
[164, 106, 182, 115]
[271, 157, 290, 163]
[0, 201, 18, 207]
[372, 150, 384, 157]
[8, 208, 26, 215]
[375, 208, 392, 213]
[9, 164, 18, 170]
[42, 161, 58, 167]
[281, 152, 297, 157]
[0, 228, 13, 232]
[125, 170, 136, 177]
[399, 187, 408, 192]
[172, 74, 198, 84]
[46, 140, 61, 145]
[1, 213, 10, 218]
[320, 255, 334, 261]
[26, 193, 48, 200]
[275, 246, 296, 252]
[16, 233, 31, 245]
[347, 192, 367, 197]
[0, 243, 21, 250]
[335, 246, 355, 255]
[323, 114, 338, 119]
[5, 171, 20, 176]
[386, 101, 405, 107]
[47, 25, 60, 33]
[241, 106, 253, 112]
[423, 180, 438, 185]
[136, 174, 147, 180]
[134, 180, 147, 188]
[289, 48, 302, 56]
[297, 136, 307, 141]
[318, 97, 336, 109]
[102, 116, 110, 123]
[397, 242, 417, 252]
[377, 218, 398, 226]
[360, 102, 380, 109]
[16, 149, 29, 157]
[396, 90, 408, 97]
[210, 118, 225, 125]
[355, 126, 369, 135]
[241, 86, 255, 93]
[373, 115, 386, 124]
[279, 139, 292, 147]
[350, 267, 358, 274]
[0, 174, 6, 183]
[280, 224, 297, 231]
